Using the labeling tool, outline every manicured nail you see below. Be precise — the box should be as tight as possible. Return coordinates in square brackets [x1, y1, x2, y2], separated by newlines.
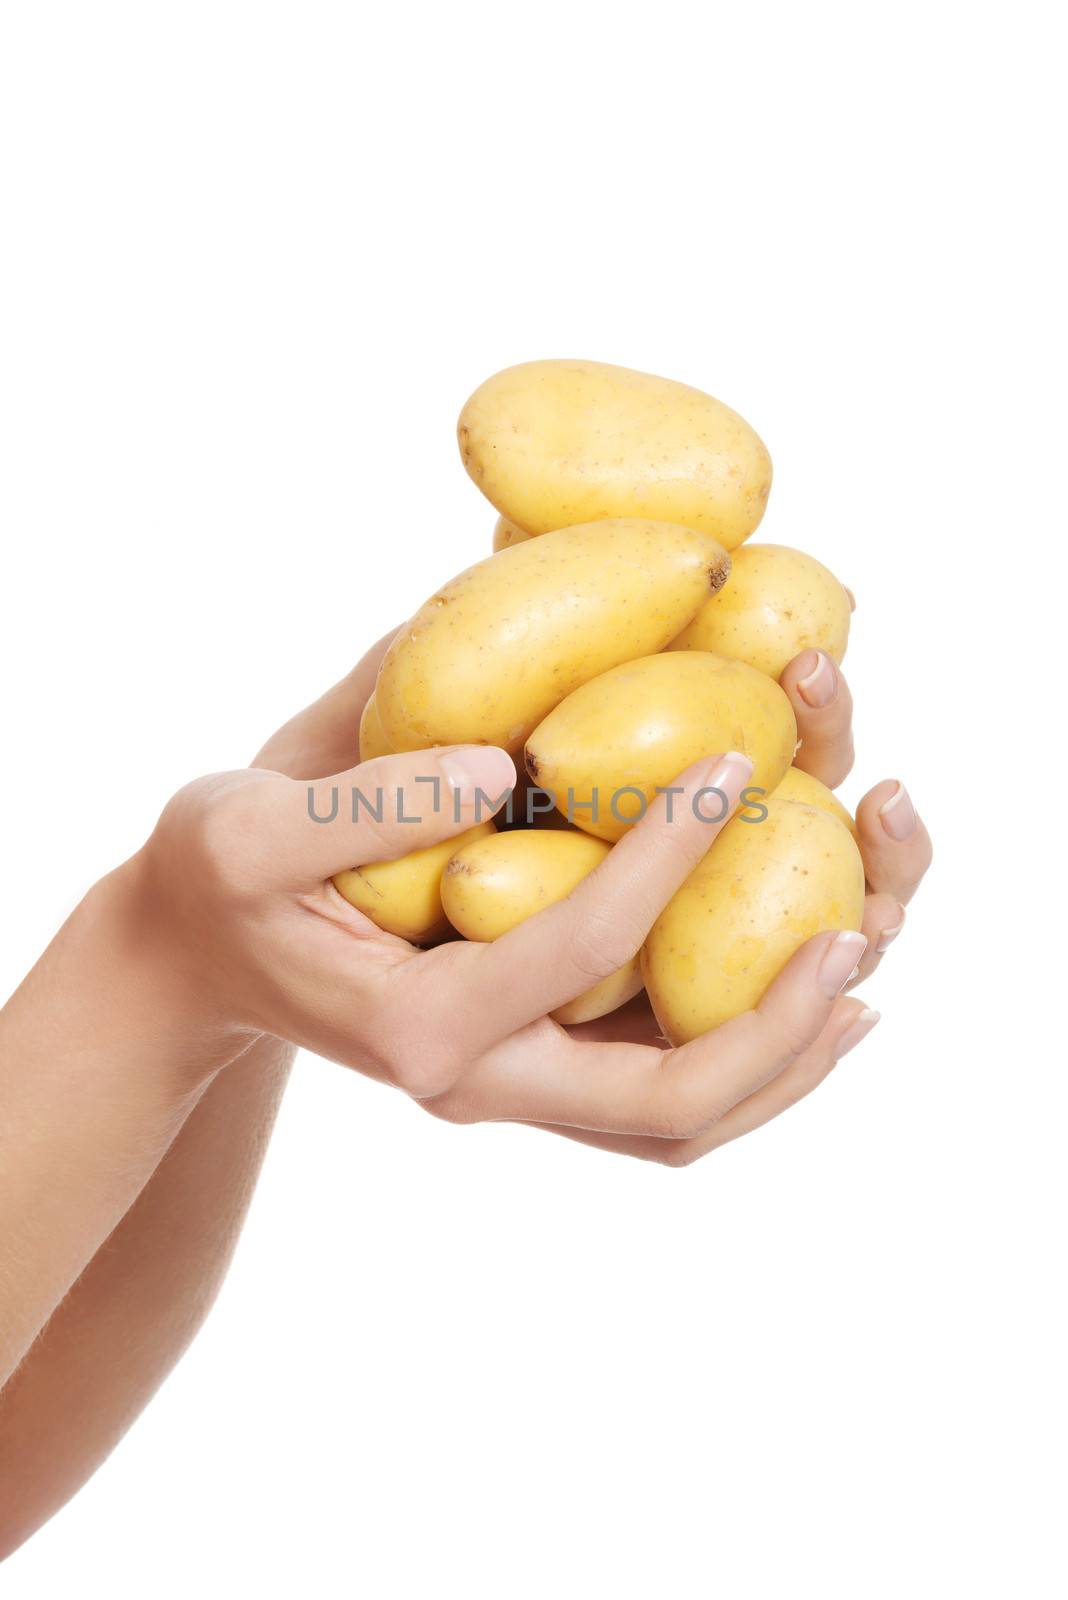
[876, 906, 906, 954]
[701, 750, 754, 800]
[439, 747, 517, 806]
[818, 930, 868, 996]
[835, 1007, 881, 1057]
[844, 586, 857, 613]
[797, 650, 838, 709]
[879, 782, 917, 842]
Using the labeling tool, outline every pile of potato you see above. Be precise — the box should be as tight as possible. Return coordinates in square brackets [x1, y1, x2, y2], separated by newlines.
[336, 360, 865, 1044]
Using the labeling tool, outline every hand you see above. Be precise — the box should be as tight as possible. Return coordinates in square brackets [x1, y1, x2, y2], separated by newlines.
[129, 630, 929, 1164]
[554, 642, 933, 1162]
[780, 644, 932, 986]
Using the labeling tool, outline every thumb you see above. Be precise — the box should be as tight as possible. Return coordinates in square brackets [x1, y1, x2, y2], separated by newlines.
[289, 745, 516, 880]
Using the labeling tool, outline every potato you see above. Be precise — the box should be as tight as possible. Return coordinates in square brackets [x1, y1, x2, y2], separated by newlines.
[492, 515, 534, 551]
[669, 543, 850, 679]
[376, 519, 731, 754]
[458, 359, 771, 551]
[642, 800, 865, 1044]
[770, 765, 856, 838]
[525, 652, 796, 843]
[332, 822, 495, 943]
[358, 691, 393, 762]
[441, 829, 643, 1024]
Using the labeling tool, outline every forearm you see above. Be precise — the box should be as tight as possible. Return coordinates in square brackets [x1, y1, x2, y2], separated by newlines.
[0, 1032, 292, 1559]
[0, 644, 380, 1556]
[0, 658, 376, 1555]
[0, 859, 247, 1388]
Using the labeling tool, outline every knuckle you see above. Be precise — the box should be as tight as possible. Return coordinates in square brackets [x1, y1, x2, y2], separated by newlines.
[646, 1085, 723, 1143]
[389, 1022, 467, 1101]
[156, 774, 273, 898]
[645, 817, 708, 876]
[420, 1090, 477, 1126]
[820, 743, 854, 788]
[755, 1007, 820, 1066]
[785, 1052, 835, 1105]
[567, 906, 644, 985]
[658, 1140, 707, 1169]
[833, 749, 855, 785]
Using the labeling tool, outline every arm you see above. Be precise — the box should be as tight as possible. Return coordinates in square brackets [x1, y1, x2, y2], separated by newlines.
[0, 646, 386, 1559]
[0, 1035, 291, 1557]
[0, 637, 923, 1559]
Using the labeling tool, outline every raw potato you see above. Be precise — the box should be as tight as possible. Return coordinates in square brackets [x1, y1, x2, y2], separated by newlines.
[669, 543, 850, 679]
[525, 652, 797, 844]
[770, 766, 856, 838]
[459, 359, 772, 551]
[492, 515, 534, 551]
[332, 822, 495, 943]
[642, 799, 865, 1044]
[358, 692, 393, 762]
[441, 829, 643, 1024]
[376, 519, 731, 754]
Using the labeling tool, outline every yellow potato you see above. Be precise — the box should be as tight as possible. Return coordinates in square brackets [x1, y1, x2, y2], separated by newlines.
[525, 652, 796, 843]
[492, 515, 534, 551]
[669, 543, 850, 679]
[769, 766, 857, 838]
[358, 692, 393, 762]
[441, 829, 643, 1024]
[642, 800, 865, 1044]
[458, 359, 772, 551]
[376, 519, 730, 754]
[332, 822, 495, 944]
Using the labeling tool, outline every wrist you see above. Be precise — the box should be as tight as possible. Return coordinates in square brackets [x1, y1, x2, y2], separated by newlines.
[86, 853, 259, 1088]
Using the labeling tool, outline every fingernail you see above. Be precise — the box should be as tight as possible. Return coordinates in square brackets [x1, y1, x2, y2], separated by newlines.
[701, 750, 754, 799]
[818, 930, 868, 997]
[439, 747, 517, 806]
[844, 586, 857, 613]
[876, 906, 906, 954]
[879, 782, 917, 842]
[835, 1007, 881, 1057]
[797, 650, 838, 708]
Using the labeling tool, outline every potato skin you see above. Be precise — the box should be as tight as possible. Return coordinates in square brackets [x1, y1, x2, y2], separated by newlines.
[459, 359, 772, 552]
[441, 829, 643, 1024]
[376, 519, 730, 754]
[332, 821, 495, 943]
[492, 515, 534, 551]
[770, 766, 856, 838]
[358, 691, 393, 762]
[642, 799, 865, 1044]
[669, 543, 850, 679]
[525, 651, 796, 844]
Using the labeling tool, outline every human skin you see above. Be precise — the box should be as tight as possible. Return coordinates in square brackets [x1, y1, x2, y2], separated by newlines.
[0, 628, 931, 1557]
[0, 638, 388, 1559]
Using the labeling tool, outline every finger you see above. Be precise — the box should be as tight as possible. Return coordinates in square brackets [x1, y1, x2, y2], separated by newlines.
[458, 752, 754, 1049]
[851, 890, 906, 984]
[273, 744, 516, 883]
[526, 996, 880, 1164]
[252, 626, 402, 778]
[780, 649, 854, 787]
[444, 927, 867, 1136]
[855, 779, 933, 904]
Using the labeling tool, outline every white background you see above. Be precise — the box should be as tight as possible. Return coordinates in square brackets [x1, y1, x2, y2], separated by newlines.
[1, 3, 1065, 1595]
